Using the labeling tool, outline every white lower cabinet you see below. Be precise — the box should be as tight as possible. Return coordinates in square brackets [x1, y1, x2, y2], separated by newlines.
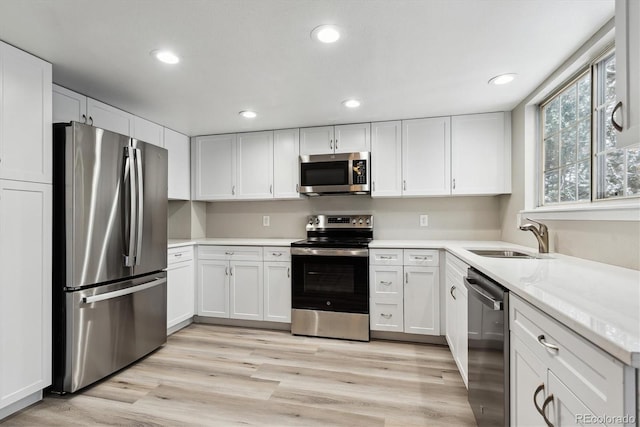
[0, 180, 51, 414]
[369, 249, 439, 336]
[510, 294, 634, 427]
[445, 253, 469, 387]
[166, 246, 194, 331]
[197, 245, 292, 323]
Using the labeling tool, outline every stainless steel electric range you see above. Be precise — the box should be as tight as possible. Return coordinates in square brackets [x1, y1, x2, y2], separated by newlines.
[290, 214, 373, 341]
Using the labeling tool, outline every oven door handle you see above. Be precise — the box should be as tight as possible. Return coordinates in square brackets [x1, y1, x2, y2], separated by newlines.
[291, 247, 369, 257]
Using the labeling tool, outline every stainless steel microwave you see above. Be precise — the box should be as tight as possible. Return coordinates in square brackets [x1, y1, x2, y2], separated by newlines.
[299, 152, 370, 196]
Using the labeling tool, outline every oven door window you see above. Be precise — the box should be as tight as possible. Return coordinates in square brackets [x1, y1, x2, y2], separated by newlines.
[300, 161, 348, 186]
[292, 254, 368, 314]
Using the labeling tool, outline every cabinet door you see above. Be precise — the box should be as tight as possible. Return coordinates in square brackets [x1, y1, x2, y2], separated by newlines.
[229, 261, 263, 321]
[192, 134, 236, 200]
[510, 334, 548, 427]
[167, 261, 195, 329]
[0, 180, 51, 409]
[402, 117, 451, 196]
[86, 98, 132, 136]
[164, 128, 190, 200]
[451, 112, 510, 195]
[197, 260, 229, 318]
[614, 0, 640, 148]
[300, 126, 334, 155]
[547, 371, 600, 427]
[273, 128, 301, 199]
[371, 121, 402, 197]
[370, 265, 403, 299]
[455, 288, 468, 387]
[53, 84, 87, 124]
[263, 262, 291, 323]
[334, 123, 370, 153]
[132, 116, 164, 147]
[0, 42, 52, 183]
[403, 266, 440, 335]
[236, 131, 274, 199]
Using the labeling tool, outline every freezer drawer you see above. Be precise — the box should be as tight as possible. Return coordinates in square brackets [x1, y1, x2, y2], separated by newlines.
[57, 273, 167, 393]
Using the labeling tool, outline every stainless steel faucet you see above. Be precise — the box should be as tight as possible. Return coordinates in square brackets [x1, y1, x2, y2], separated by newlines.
[519, 218, 549, 253]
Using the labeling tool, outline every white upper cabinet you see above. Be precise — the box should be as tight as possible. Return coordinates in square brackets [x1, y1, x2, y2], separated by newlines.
[164, 128, 190, 200]
[334, 123, 371, 153]
[451, 112, 511, 195]
[300, 123, 370, 155]
[300, 126, 334, 155]
[86, 98, 132, 136]
[402, 117, 451, 196]
[273, 128, 301, 199]
[192, 134, 236, 200]
[0, 42, 52, 184]
[371, 121, 402, 197]
[236, 131, 274, 199]
[614, 0, 640, 147]
[52, 84, 86, 124]
[132, 116, 164, 147]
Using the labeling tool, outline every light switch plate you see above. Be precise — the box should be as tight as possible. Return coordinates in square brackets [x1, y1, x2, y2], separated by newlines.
[263, 215, 270, 227]
[419, 214, 428, 227]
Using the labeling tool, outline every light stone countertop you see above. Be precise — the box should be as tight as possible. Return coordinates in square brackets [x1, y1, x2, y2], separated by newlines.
[169, 237, 640, 367]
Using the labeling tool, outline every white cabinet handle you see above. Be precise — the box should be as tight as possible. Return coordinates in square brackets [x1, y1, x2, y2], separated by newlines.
[270, 184, 273, 194]
[82, 114, 87, 124]
[372, 181, 375, 192]
[329, 139, 333, 150]
[533, 384, 545, 416]
[413, 256, 429, 260]
[380, 281, 392, 286]
[611, 101, 623, 132]
[379, 255, 392, 260]
[89, 116, 94, 126]
[405, 272, 409, 283]
[296, 183, 300, 193]
[450, 285, 456, 300]
[537, 335, 559, 353]
[453, 178, 456, 190]
[174, 253, 182, 257]
[335, 139, 338, 150]
[403, 180, 407, 191]
[230, 267, 233, 276]
[287, 267, 290, 278]
[541, 395, 555, 427]
[231, 185, 235, 195]
[225, 267, 228, 276]
[381, 313, 392, 319]
[225, 251, 234, 255]
[272, 252, 282, 257]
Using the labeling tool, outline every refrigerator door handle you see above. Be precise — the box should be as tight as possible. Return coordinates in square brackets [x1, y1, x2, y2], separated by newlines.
[123, 146, 137, 267]
[81, 277, 166, 304]
[134, 147, 144, 265]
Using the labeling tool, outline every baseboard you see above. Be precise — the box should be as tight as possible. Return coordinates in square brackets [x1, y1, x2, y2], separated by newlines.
[167, 317, 194, 336]
[194, 316, 291, 331]
[0, 390, 42, 421]
[371, 330, 447, 345]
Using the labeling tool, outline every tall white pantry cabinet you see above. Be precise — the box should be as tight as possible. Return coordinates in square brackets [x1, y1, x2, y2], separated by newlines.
[0, 41, 52, 419]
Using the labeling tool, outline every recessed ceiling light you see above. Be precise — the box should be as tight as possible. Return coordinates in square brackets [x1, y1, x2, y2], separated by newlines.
[488, 73, 517, 85]
[151, 50, 180, 64]
[342, 99, 361, 108]
[239, 110, 257, 119]
[311, 25, 341, 43]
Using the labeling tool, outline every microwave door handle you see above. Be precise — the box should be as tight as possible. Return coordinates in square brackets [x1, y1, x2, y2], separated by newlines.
[122, 147, 136, 267]
[134, 147, 144, 265]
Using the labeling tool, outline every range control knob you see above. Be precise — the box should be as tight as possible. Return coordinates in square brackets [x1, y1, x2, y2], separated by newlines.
[359, 218, 363, 224]
[366, 219, 370, 224]
[352, 219, 356, 224]
[308, 218, 314, 225]
[315, 218, 320, 225]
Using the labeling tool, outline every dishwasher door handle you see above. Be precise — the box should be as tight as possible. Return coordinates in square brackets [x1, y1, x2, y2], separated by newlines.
[464, 277, 503, 310]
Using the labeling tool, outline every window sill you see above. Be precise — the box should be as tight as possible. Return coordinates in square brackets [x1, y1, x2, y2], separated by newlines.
[521, 200, 640, 221]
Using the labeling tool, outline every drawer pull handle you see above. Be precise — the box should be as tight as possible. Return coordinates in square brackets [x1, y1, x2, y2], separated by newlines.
[174, 253, 182, 257]
[413, 256, 429, 260]
[381, 313, 392, 319]
[287, 267, 290, 278]
[533, 383, 545, 416]
[450, 285, 456, 300]
[379, 256, 393, 260]
[541, 394, 554, 427]
[272, 252, 282, 257]
[380, 281, 392, 286]
[537, 335, 559, 353]
[225, 251, 234, 256]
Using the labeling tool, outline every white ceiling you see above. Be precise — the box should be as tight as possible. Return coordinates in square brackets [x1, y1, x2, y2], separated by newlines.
[0, 0, 614, 136]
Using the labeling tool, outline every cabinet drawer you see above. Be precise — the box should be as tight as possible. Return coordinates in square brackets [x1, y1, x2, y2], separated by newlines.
[510, 295, 625, 418]
[168, 246, 194, 265]
[404, 249, 439, 266]
[370, 300, 404, 332]
[198, 245, 263, 261]
[370, 265, 403, 299]
[370, 249, 403, 265]
[263, 247, 291, 262]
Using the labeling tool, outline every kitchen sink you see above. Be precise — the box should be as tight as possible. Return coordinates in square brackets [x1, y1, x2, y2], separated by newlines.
[467, 249, 538, 259]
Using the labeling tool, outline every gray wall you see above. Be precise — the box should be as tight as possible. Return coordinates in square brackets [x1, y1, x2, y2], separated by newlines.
[499, 103, 640, 270]
[205, 196, 502, 241]
[168, 200, 207, 239]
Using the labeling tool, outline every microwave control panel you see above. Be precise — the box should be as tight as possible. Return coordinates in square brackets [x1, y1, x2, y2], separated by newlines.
[352, 160, 367, 184]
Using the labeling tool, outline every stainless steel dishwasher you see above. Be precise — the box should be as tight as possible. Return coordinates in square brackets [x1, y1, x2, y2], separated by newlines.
[464, 267, 509, 427]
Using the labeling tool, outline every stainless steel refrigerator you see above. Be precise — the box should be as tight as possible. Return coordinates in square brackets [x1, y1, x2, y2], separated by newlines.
[52, 122, 167, 393]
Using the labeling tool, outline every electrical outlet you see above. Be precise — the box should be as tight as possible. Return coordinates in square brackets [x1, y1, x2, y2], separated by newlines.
[419, 214, 428, 227]
[263, 215, 270, 227]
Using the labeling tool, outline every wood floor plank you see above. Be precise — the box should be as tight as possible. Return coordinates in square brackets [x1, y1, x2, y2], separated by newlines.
[2, 324, 476, 426]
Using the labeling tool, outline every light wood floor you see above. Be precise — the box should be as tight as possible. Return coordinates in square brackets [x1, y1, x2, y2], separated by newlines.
[3, 324, 476, 426]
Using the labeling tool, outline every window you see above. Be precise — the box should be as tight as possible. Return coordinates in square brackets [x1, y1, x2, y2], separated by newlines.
[539, 49, 639, 206]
